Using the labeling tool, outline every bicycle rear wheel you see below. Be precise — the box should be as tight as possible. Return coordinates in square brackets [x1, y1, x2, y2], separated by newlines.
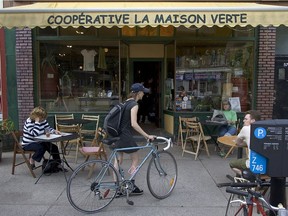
[225, 193, 248, 216]
[146, 150, 177, 199]
[67, 160, 119, 214]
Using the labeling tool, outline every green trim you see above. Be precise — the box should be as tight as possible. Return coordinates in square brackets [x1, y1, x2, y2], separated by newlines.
[4, 28, 19, 130]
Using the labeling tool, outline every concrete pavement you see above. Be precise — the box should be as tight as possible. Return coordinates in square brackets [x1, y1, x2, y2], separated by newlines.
[0, 140, 237, 216]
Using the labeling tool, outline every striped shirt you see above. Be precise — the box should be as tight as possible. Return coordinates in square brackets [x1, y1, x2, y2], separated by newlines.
[22, 118, 55, 146]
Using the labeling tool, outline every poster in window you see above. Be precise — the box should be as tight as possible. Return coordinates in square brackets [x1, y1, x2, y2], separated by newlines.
[229, 97, 241, 112]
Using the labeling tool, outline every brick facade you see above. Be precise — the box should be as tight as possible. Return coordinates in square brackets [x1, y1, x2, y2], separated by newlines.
[256, 26, 276, 120]
[15, 28, 34, 129]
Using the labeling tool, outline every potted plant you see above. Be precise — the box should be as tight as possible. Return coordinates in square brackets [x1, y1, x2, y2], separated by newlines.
[0, 119, 15, 161]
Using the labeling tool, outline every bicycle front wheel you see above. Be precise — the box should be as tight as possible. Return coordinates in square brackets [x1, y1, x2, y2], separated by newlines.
[146, 150, 178, 199]
[225, 193, 248, 216]
[67, 160, 119, 214]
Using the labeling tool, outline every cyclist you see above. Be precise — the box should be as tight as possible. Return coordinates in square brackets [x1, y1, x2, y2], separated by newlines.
[114, 83, 155, 196]
[229, 110, 261, 177]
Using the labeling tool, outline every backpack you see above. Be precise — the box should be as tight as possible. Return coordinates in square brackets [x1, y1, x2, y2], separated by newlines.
[42, 159, 60, 174]
[103, 101, 131, 137]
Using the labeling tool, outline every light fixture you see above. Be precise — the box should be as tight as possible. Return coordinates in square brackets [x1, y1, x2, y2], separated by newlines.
[67, 45, 72, 48]
[104, 48, 109, 53]
[58, 53, 66, 57]
[76, 30, 84, 35]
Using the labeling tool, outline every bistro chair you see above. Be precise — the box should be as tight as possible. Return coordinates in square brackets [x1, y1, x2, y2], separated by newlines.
[177, 116, 199, 150]
[81, 114, 100, 141]
[11, 131, 38, 178]
[182, 121, 211, 160]
[54, 114, 74, 130]
[56, 123, 82, 163]
[79, 127, 108, 163]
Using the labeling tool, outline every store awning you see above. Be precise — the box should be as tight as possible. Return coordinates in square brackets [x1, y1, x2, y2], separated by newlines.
[1, 2, 288, 29]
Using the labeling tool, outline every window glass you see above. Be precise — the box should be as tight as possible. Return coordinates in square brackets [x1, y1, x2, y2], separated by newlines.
[59, 26, 97, 36]
[198, 26, 233, 37]
[39, 41, 120, 112]
[38, 27, 57, 36]
[122, 26, 136, 36]
[98, 26, 119, 37]
[175, 40, 254, 112]
[137, 26, 158, 36]
[233, 25, 255, 37]
[176, 26, 197, 37]
[160, 26, 174, 37]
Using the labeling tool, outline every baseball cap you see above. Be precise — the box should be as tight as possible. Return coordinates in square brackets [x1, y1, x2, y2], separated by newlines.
[131, 83, 149, 93]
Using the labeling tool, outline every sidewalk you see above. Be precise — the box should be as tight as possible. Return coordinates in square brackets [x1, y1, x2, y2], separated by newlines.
[0, 140, 236, 216]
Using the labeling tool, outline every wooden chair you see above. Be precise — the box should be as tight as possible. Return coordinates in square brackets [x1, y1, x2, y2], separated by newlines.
[11, 131, 37, 178]
[182, 121, 211, 160]
[79, 127, 108, 163]
[81, 114, 100, 141]
[56, 123, 82, 163]
[54, 114, 74, 131]
[177, 116, 198, 149]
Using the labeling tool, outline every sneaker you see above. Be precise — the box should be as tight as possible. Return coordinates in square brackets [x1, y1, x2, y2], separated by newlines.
[130, 185, 143, 196]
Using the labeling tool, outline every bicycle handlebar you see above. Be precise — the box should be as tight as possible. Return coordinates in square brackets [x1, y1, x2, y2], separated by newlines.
[228, 181, 271, 188]
[226, 186, 288, 213]
[226, 186, 249, 197]
[153, 136, 172, 151]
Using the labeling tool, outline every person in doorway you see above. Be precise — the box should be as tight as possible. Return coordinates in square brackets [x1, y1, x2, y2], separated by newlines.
[22, 106, 62, 170]
[218, 99, 238, 136]
[229, 110, 262, 176]
[114, 83, 155, 196]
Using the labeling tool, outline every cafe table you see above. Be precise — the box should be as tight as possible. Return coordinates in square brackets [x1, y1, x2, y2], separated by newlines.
[34, 132, 79, 184]
[217, 135, 245, 159]
[201, 120, 228, 152]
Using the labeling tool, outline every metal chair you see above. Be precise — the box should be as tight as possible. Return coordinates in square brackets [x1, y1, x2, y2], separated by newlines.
[182, 121, 211, 160]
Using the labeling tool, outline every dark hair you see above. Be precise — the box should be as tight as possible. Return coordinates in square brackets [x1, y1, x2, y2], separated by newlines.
[246, 110, 261, 121]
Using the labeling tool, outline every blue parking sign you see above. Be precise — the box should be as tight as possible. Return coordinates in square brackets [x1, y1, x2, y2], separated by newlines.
[250, 150, 267, 174]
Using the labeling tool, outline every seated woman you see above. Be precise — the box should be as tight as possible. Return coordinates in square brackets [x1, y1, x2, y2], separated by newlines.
[218, 99, 237, 136]
[22, 106, 62, 169]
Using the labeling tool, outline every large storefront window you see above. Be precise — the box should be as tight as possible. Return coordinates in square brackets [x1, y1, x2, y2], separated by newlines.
[39, 41, 120, 112]
[174, 40, 254, 112]
[164, 26, 255, 113]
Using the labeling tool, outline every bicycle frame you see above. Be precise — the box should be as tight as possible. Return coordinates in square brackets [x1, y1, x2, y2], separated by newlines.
[108, 141, 161, 180]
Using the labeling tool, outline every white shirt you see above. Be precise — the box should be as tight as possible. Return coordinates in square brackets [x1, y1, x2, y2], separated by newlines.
[81, 49, 97, 71]
[237, 125, 251, 168]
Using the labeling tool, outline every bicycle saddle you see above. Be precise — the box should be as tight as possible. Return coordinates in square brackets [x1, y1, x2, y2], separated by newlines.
[102, 137, 120, 145]
[242, 169, 257, 182]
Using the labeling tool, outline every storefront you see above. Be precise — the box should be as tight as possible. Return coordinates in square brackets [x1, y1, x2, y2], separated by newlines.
[0, 2, 285, 134]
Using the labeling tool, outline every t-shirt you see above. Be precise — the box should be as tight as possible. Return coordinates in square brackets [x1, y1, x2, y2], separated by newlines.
[81, 49, 97, 71]
[237, 125, 251, 168]
[223, 110, 237, 125]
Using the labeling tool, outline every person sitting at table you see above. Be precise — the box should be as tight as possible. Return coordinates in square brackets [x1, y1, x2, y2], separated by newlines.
[229, 110, 261, 176]
[218, 99, 238, 136]
[22, 106, 62, 170]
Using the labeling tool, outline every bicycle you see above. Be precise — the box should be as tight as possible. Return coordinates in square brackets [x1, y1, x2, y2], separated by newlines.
[66, 136, 178, 214]
[225, 181, 288, 216]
